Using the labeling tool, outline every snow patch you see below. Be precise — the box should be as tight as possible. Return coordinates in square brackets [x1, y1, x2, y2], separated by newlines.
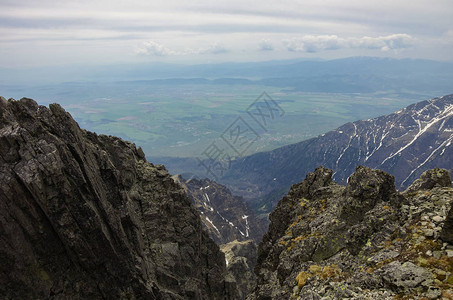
[381, 104, 453, 166]
[242, 215, 250, 237]
[205, 216, 221, 235]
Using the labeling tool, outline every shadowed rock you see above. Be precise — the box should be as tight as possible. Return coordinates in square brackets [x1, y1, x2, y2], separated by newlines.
[405, 168, 452, 193]
[0, 98, 236, 299]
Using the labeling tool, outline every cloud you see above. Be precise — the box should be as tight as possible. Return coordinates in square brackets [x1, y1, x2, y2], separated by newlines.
[195, 43, 228, 54]
[283, 34, 415, 53]
[350, 34, 415, 51]
[136, 41, 228, 56]
[259, 39, 274, 51]
[284, 35, 343, 53]
[136, 41, 176, 56]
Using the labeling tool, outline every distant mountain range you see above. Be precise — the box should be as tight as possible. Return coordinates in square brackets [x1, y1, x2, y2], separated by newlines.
[160, 94, 453, 214]
[221, 94, 453, 209]
[3, 57, 453, 95]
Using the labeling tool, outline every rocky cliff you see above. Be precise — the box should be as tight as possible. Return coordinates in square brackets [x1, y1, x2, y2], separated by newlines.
[250, 166, 453, 299]
[0, 97, 236, 299]
[176, 176, 266, 245]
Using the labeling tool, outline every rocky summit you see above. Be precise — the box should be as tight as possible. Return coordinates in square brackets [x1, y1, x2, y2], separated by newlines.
[0, 97, 237, 299]
[250, 166, 453, 299]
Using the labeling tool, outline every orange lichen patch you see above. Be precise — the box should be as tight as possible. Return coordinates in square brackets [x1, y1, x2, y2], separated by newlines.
[441, 290, 453, 299]
[293, 236, 304, 242]
[383, 239, 393, 248]
[288, 231, 323, 247]
[382, 237, 403, 249]
[295, 264, 344, 289]
[287, 242, 296, 251]
[319, 199, 328, 212]
[308, 264, 322, 274]
[320, 265, 342, 280]
[289, 215, 303, 228]
[414, 239, 441, 252]
[426, 256, 453, 274]
[296, 271, 312, 288]
[299, 198, 309, 208]
[279, 240, 289, 247]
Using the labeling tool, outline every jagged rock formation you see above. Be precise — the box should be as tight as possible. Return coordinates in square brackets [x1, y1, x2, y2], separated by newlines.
[0, 97, 236, 299]
[221, 94, 453, 211]
[250, 166, 453, 299]
[175, 176, 267, 245]
[221, 240, 258, 300]
[173, 176, 264, 298]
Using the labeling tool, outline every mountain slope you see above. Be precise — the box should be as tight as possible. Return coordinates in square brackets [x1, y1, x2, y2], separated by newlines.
[222, 94, 453, 208]
[250, 166, 453, 299]
[0, 97, 236, 299]
[176, 176, 267, 245]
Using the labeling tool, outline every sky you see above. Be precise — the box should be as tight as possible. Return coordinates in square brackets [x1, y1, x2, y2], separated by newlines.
[1, 0, 453, 68]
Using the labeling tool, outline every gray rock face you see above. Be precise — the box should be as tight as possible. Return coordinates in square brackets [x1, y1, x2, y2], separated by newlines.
[340, 166, 400, 226]
[0, 98, 236, 299]
[250, 166, 453, 300]
[377, 261, 432, 291]
[441, 203, 453, 244]
[221, 240, 258, 300]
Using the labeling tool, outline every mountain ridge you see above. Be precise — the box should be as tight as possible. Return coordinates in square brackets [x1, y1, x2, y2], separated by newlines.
[217, 94, 453, 212]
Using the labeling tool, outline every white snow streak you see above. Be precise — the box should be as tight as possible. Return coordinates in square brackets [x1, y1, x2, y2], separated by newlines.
[381, 104, 453, 166]
[205, 216, 221, 235]
[242, 215, 250, 237]
[336, 124, 357, 167]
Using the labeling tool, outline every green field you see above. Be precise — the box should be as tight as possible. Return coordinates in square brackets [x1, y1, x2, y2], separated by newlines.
[12, 82, 428, 158]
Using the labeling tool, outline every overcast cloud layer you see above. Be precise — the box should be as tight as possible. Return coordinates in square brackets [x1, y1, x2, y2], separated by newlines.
[0, 0, 452, 67]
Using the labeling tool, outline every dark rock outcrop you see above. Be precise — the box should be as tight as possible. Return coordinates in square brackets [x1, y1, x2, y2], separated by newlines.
[405, 168, 452, 193]
[0, 97, 236, 299]
[250, 166, 453, 299]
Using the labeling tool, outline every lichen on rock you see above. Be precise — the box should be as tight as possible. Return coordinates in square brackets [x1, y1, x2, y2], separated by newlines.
[249, 165, 453, 300]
